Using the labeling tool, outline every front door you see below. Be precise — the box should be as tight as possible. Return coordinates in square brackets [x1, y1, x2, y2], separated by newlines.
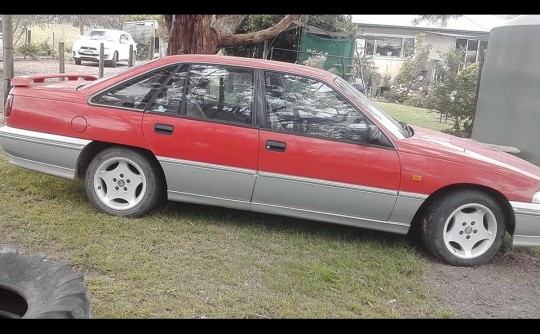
[142, 63, 259, 210]
[252, 71, 401, 230]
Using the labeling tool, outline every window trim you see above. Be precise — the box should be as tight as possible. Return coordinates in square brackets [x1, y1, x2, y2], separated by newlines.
[87, 63, 181, 112]
[178, 62, 258, 127]
[361, 35, 415, 59]
[261, 69, 396, 150]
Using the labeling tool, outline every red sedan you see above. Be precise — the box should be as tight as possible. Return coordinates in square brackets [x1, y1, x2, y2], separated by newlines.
[1, 55, 539, 266]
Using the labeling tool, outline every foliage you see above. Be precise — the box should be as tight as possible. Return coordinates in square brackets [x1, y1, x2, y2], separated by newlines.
[355, 56, 381, 97]
[223, 15, 354, 62]
[412, 15, 463, 27]
[222, 15, 299, 62]
[37, 39, 54, 57]
[424, 49, 479, 133]
[392, 34, 432, 104]
[303, 53, 327, 69]
[17, 43, 40, 60]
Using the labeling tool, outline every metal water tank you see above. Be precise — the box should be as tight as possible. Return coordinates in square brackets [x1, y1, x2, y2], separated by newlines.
[472, 15, 540, 165]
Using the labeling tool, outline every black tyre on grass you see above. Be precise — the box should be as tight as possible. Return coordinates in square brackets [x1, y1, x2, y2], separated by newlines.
[0, 248, 91, 319]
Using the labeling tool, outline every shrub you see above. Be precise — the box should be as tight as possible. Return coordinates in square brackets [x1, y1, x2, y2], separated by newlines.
[17, 43, 40, 60]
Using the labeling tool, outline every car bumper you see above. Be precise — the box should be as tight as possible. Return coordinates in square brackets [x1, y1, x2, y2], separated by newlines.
[510, 201, 540, 247]
[0, 125, 91, 180]
[73, 51, 111, 61]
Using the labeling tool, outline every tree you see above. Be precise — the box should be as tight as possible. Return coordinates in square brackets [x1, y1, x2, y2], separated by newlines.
[56, 15, 124, 34]
[222, 15, 355, 62]
[164, 15, 299, 55]
[425, 48, 479, 134]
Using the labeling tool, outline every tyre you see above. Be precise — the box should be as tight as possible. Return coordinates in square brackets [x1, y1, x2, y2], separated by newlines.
[106, 52, 118, 68]
[85, 147, 162, 217]
[0, 248, 91, 319]
[74, 58, 82, 65]
[421, 189, 506, 267]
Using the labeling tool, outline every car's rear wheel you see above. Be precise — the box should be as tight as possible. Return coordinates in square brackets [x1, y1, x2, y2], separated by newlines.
[421, 189, 506, 267]
[74, 58, 81, 65]
[85, 147, 162, 217]
[106, 52, 118, 68]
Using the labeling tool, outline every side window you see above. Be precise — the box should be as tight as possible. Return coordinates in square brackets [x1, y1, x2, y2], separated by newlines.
[91, 65, 178, 110]
[148, 66, 187, 113]
[265, 72, 372, 143]
[185, 64, 253, 124]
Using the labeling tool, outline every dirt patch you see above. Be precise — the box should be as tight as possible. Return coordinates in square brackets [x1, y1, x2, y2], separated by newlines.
[423, 246, 540, 318]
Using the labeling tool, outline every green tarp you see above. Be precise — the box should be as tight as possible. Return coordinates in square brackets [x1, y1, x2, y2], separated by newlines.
[297, 32, 355, 79]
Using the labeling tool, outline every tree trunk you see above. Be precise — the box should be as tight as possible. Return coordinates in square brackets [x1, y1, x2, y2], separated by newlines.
[165, 15, 218, 55]
[165, 15, 299, 56]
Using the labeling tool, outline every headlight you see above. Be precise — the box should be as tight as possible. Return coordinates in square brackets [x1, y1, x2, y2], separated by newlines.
[533, 191, 540, 203]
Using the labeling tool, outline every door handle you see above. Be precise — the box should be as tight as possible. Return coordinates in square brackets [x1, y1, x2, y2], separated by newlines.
[266, 140, 286, 152]
[154, 123, 174, 135]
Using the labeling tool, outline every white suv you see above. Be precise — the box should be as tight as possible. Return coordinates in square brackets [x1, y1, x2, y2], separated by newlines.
[72, 29, 137, 67]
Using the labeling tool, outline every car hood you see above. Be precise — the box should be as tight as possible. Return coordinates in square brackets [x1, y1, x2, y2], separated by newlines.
[73, 39, 117, 49]
[397, 125, 540, 181]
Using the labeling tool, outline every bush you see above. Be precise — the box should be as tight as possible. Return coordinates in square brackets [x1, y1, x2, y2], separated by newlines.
[37, 40, 54, 57]
[424, 49, 479, 134]
[17, 43, 40, 60]
[403, 95, 428, 108]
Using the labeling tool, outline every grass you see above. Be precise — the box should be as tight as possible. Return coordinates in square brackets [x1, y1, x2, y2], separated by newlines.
[0, 102, 460, 318]
[0, 151, 452, 318]
[375, 101, 454, 132]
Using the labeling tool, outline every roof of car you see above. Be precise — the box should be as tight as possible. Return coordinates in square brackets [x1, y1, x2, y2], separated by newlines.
[156, 54, 339, 81]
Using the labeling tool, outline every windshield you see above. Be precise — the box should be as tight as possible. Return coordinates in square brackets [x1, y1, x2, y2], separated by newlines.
[334, 77, 410, 139]
[85, 30, 118, 42]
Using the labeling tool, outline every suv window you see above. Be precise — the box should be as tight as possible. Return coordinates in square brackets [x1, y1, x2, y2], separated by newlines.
[91, 64, 178, 110]
[265, 72, 373, 144]
[185, 64, 253, 125]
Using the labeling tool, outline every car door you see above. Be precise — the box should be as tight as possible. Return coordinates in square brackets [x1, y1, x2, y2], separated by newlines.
[142, 63, 259, 210]
[119, 34, 130, 60]
[252, 71, 402, 230]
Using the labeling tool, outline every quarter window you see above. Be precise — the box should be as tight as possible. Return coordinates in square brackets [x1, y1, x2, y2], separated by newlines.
[91, 64, 178, 110]
[185, 64, 253, 124]
[265, 72, 373, 143]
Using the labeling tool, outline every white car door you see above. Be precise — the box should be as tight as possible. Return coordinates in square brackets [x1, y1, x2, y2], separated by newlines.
[118, 34, 130, 60]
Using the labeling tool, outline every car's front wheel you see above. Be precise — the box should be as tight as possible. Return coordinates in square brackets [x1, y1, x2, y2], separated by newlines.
[421, 189, 506, 267]
[105, 52, 118, 68]
[85, 147, 163, 217]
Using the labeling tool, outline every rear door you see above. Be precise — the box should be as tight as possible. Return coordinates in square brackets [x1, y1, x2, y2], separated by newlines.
[252, 71, 401, 228]
[141, 63, 259, 210]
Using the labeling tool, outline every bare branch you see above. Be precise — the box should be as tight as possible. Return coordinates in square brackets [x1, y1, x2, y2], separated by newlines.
[217, 15, 298, 48]
[211, 15, 247, 35]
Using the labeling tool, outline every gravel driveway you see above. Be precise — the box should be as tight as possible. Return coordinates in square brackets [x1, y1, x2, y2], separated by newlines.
[1, 59, 540, 318]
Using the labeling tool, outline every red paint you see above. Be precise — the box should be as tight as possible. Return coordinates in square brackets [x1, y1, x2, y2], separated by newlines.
[71, 116, 87, 133]
[6, 54, 540, 205]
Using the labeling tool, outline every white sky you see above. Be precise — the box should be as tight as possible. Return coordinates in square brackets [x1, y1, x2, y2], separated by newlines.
[351, 15, 513, 32]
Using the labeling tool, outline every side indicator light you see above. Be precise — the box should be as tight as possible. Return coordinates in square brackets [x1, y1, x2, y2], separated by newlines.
[412, 175, 422, 182]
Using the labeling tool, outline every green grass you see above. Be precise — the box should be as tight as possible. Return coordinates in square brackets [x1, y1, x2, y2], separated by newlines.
[0, 151, 453, 318]
[375, 102, 454, 132]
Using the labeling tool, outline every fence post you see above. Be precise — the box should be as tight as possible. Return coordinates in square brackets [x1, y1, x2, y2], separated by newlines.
[58, 42, 65, 76]
[98, 42, 104, 78]
[2, 15, 14, 107]
[148, 37, 154, 61]
[128, 44, 134, 67]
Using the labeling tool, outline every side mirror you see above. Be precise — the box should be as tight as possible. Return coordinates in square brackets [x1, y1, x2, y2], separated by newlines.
[367, 124, 382, 142]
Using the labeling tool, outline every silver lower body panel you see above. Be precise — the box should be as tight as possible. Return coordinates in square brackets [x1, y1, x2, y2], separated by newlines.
[510, 201, 540, 247]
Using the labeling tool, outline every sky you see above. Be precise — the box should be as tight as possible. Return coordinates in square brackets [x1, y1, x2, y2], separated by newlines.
[351, 15, 514, 32]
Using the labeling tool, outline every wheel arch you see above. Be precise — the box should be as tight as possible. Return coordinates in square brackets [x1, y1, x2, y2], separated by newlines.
[408, 183, 515, 238]
[76, 141, 166, 189]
